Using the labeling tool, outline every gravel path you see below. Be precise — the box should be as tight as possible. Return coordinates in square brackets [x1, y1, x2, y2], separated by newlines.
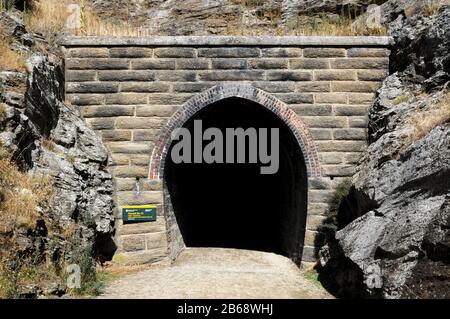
[99, 248, 332, 299]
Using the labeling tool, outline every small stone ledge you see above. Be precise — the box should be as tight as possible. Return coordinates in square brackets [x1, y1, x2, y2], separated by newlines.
[60, 36, 393, 47]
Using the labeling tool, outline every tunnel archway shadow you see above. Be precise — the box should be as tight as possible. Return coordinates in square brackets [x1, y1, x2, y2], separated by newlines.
[164, 97, 308, 262]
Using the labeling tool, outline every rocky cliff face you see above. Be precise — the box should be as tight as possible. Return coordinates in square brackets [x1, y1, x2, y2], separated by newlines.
[85, 0, 439, 35]
[87, 0, 380, 35]
[319, 6, 450, 299]
[0, 10, 115, 297]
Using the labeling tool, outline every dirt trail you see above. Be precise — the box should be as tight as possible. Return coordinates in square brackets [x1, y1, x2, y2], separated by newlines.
[99, 248, 332, 299]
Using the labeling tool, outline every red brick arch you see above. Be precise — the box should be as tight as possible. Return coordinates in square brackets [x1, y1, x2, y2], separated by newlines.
[149, 83, 321, 179]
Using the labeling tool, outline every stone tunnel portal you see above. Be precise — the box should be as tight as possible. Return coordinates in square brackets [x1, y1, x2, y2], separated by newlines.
[164, 97, 308, 262]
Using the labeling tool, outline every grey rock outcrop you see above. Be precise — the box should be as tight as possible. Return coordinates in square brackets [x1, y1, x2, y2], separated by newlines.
[319, 6, 450, 299]
[1, 54, 116, 262]
[0, 10, 116, 297]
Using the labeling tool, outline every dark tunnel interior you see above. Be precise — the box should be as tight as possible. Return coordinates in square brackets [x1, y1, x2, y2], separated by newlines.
[164, 97, 308, 263]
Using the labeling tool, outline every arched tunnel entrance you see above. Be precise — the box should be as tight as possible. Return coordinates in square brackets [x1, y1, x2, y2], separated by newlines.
[164, 97, 308, 263]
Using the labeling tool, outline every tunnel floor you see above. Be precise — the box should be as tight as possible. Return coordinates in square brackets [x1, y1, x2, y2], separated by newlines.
[164, 97, 308, 262]
[100, 248, 332, 299]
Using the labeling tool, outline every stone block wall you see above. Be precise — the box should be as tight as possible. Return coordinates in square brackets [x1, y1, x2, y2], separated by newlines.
[61, 36, 391, 265]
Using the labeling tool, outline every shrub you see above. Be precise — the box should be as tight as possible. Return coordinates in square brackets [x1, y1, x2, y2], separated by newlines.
[317, 179, 352, 238]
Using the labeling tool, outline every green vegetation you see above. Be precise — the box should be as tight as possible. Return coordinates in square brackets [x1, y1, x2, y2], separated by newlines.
[393, 95, 409, 105]
[317, 179, 353, 237]
[303, 270, 321, 287]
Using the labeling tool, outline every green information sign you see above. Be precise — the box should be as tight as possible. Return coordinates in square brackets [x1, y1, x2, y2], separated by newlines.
[122, 205, 157, 222]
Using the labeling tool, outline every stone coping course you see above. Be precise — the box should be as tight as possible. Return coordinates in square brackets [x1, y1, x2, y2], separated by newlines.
[60, 36, 393, 47]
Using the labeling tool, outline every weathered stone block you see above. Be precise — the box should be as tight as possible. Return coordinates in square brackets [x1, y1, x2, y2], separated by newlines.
[322, 165, 357, 177]
[211, 59, 247, 69]
[301, 246, 316, 262]
[67, 94, 104, 105]
[289, 58, 330, 69]
[148, 93, 192, 105]
[105, 93, 148, 105]
[115, 178, 162, 191]
[348, 93, 375, 104]
[290, 104, 332, 116]
[66, 58, 129, 70]
[130, 154, 151, 166]
[136, 105, 175, 117]
[306, 215, 328, 230]
[67, 82, 119, 93]
[111, 165, 149, 178]
[67, 47, 109, 58]
[314, 70, 356, 81]
[357, 70, 389, 81]
[333, 105, 368, 116]
[110, 47, 153, 58]
[331, 81, 381, 93]
[347, 48, 390, 57]
[309, 190, 333, 204]
[117, 191, 163, 205]
[273, 93, 314, 104]
[316, 141, 366, 152]
[98, 70, 155, 81]
[348, 116, 368, 128]
[304, 48, 346, 58]
[133, 129, 160, 141]
[307, 203, 329, 216]
[155, 70, 197, 82]
[319, 152, 344, 164]
[107, 142, 154, 154]
[296, 82, 330, 92]
[314, 92, 347, 104]
[120, 220, 166, 235]
[145, 232, 168, 250]
[309, 128, 333, 140]
[121, 235, 145, 252]
[172, 82, 213, 93]
[154, 47, 196, 58]
[198, 70, 264, 81]
[344, 152, 363, 164]
[251, 82, 295, 93]
[66, 70, 97, 82]
[110, 154, 130, 166]
[302, 116, 347, 128]
[266, 70, 312, 81]
[248, 58, 288, 69]
[131, 59, 176, 70]
[198, 47, 260, 58]
[115, 117, 166, 129]
[101, 130, 132, 142]
[309, 177, 332, 190]
[86, 117, 115, 130]
[112, 249, 168, 265]
[176, 59, 210, 70]
[120, 82, 170, 93]
[331, 58, 389, 69]
[261, 48, 302, 57]
[83, 105, 134, 118]
[333, 128, 366, 140]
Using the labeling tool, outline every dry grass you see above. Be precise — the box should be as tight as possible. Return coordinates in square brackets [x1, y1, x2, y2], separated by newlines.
[403, 92, 450, 146]
[0, 146, 56, 298]
[0, 36, 26, 72]
[0, 103, 5, 123]
[23, 0, 386, 37]
[424, 0, 450, 17]
[25, 0, 152, 36]
[41, 138, 56, 152]
[0, 147, 53, 232]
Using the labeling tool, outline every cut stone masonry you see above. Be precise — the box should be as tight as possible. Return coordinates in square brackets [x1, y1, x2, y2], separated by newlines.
[61, 36, 392, 266]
